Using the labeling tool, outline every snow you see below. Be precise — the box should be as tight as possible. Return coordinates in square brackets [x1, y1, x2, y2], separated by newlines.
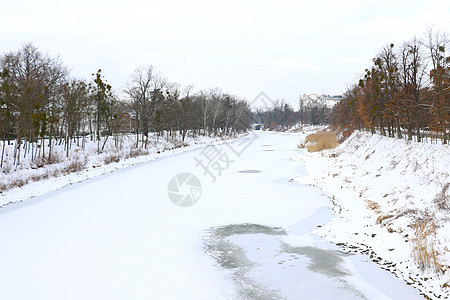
[0, 130, 425, 299]
[0, 133, 242, 209]
[295, 130, 450, 299]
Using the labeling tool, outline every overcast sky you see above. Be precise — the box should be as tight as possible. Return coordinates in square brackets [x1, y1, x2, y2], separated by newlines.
[1, 0, 449, 108]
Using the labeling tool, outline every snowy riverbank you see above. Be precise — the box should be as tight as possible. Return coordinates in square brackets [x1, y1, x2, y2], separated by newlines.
[295, 131, 450, 299]
[0, 133, 245, 209]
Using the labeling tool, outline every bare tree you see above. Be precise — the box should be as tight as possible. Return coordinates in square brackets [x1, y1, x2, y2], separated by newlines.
[177, 85, 194, 141]
[209, 88, 225, 136]
[0, 42, 67, 166]
[125, 66, 166, 148]
[196, 90, 215, 135]
[398, 38, 428, 141]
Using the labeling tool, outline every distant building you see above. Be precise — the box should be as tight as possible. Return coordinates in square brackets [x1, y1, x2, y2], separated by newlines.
[300, 94, 342, 108]
[253, 122, 265, 130]
[322, 95, 343, 108]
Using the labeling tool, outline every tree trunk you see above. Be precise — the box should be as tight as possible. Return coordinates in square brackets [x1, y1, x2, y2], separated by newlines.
[1, 132, 5, 168]
[396, 119, 402, 139]
[416, 121, 421, 143]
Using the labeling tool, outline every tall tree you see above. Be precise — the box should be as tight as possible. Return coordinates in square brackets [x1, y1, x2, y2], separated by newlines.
[125, 66, 166, 148]
[0, 42, 67, 165]
[91, 69, 114, 152]
[425, 29, 449, 144]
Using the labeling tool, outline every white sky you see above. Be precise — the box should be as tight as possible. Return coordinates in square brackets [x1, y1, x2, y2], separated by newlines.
[1, 0, 449, 108]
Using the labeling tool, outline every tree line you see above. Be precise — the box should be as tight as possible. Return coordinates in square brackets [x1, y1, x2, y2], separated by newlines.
[0, 43, 253, 168]
[254, 97, 332, 131]
[255, 100, 297, 130]
[330, 28, 449, 144]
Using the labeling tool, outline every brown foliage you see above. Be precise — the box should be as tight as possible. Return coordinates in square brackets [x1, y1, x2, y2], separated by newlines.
[411, 220, 443, 273]
[304, 131, 339, 152]
[329, 29, 449, 144]
[104, 154, 120, 165]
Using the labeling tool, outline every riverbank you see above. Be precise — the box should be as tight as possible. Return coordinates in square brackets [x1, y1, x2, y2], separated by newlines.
[0, 133, 245, 209]
[294, 130, 450, 299]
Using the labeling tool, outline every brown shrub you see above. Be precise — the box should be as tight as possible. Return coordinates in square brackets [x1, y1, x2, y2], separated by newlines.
[65, 158, 86, 173]
[104, 154, 120, 165]
[366, 199, 381, 213]
[173, 141, 189, 149]
[411, 220, 443, 273]
[125, 148, 149, 159]
[305, 131, 339, 152]
[34, 153, 63, 168]
[376, 214, 393, 225]
[0, 155, 88, 193]
[30, 174, 45, 182]
[6, 178, 27, 190]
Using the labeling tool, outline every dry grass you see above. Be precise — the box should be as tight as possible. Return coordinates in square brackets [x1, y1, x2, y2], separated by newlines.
[376, 214, 394, 225]
[411, 220, 443, 273]
[104, 154, 120, 165]
[32, 153, 63, 168]
[365, 200, 398, 226]
[125, 148, 149, 159]
[304, 131, 339, 152]
[366, 199, 381, 214]
[162, 141, 189, 152]
[65, 157, 87, 173]
[0, 178, 27, 192]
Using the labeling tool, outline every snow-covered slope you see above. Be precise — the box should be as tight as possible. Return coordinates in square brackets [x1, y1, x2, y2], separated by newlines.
[295, 131, 450, 299]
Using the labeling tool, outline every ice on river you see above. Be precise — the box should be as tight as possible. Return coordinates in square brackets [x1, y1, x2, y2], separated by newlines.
[0, 132, 422, 299]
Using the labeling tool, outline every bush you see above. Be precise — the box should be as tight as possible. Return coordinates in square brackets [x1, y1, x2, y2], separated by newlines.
[304, 131, 339, 152]
[104, 154, 120, 165]
[125, 148, 149, 159]
[411, 220, 443, 273]
[32, 152, 63, 168]
[65, 157, 86, 173]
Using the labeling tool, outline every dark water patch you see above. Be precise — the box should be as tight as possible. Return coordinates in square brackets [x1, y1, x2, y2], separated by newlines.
[209, 223, 286, 239]
[204, 224, 286, 299]
[203, 223, 367, 299]
[206, 238, 253, 270]
[238, 170, 261, 173]
[281, 243, 351, 277]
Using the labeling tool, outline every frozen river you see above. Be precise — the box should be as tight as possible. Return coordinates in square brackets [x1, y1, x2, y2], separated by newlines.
[0, 131, 422, 299]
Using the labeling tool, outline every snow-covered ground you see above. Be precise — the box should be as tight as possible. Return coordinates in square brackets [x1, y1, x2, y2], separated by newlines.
[295, 130, 450, 299]
[0, 133, 241, 209]
[0, 131, 423, 299]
